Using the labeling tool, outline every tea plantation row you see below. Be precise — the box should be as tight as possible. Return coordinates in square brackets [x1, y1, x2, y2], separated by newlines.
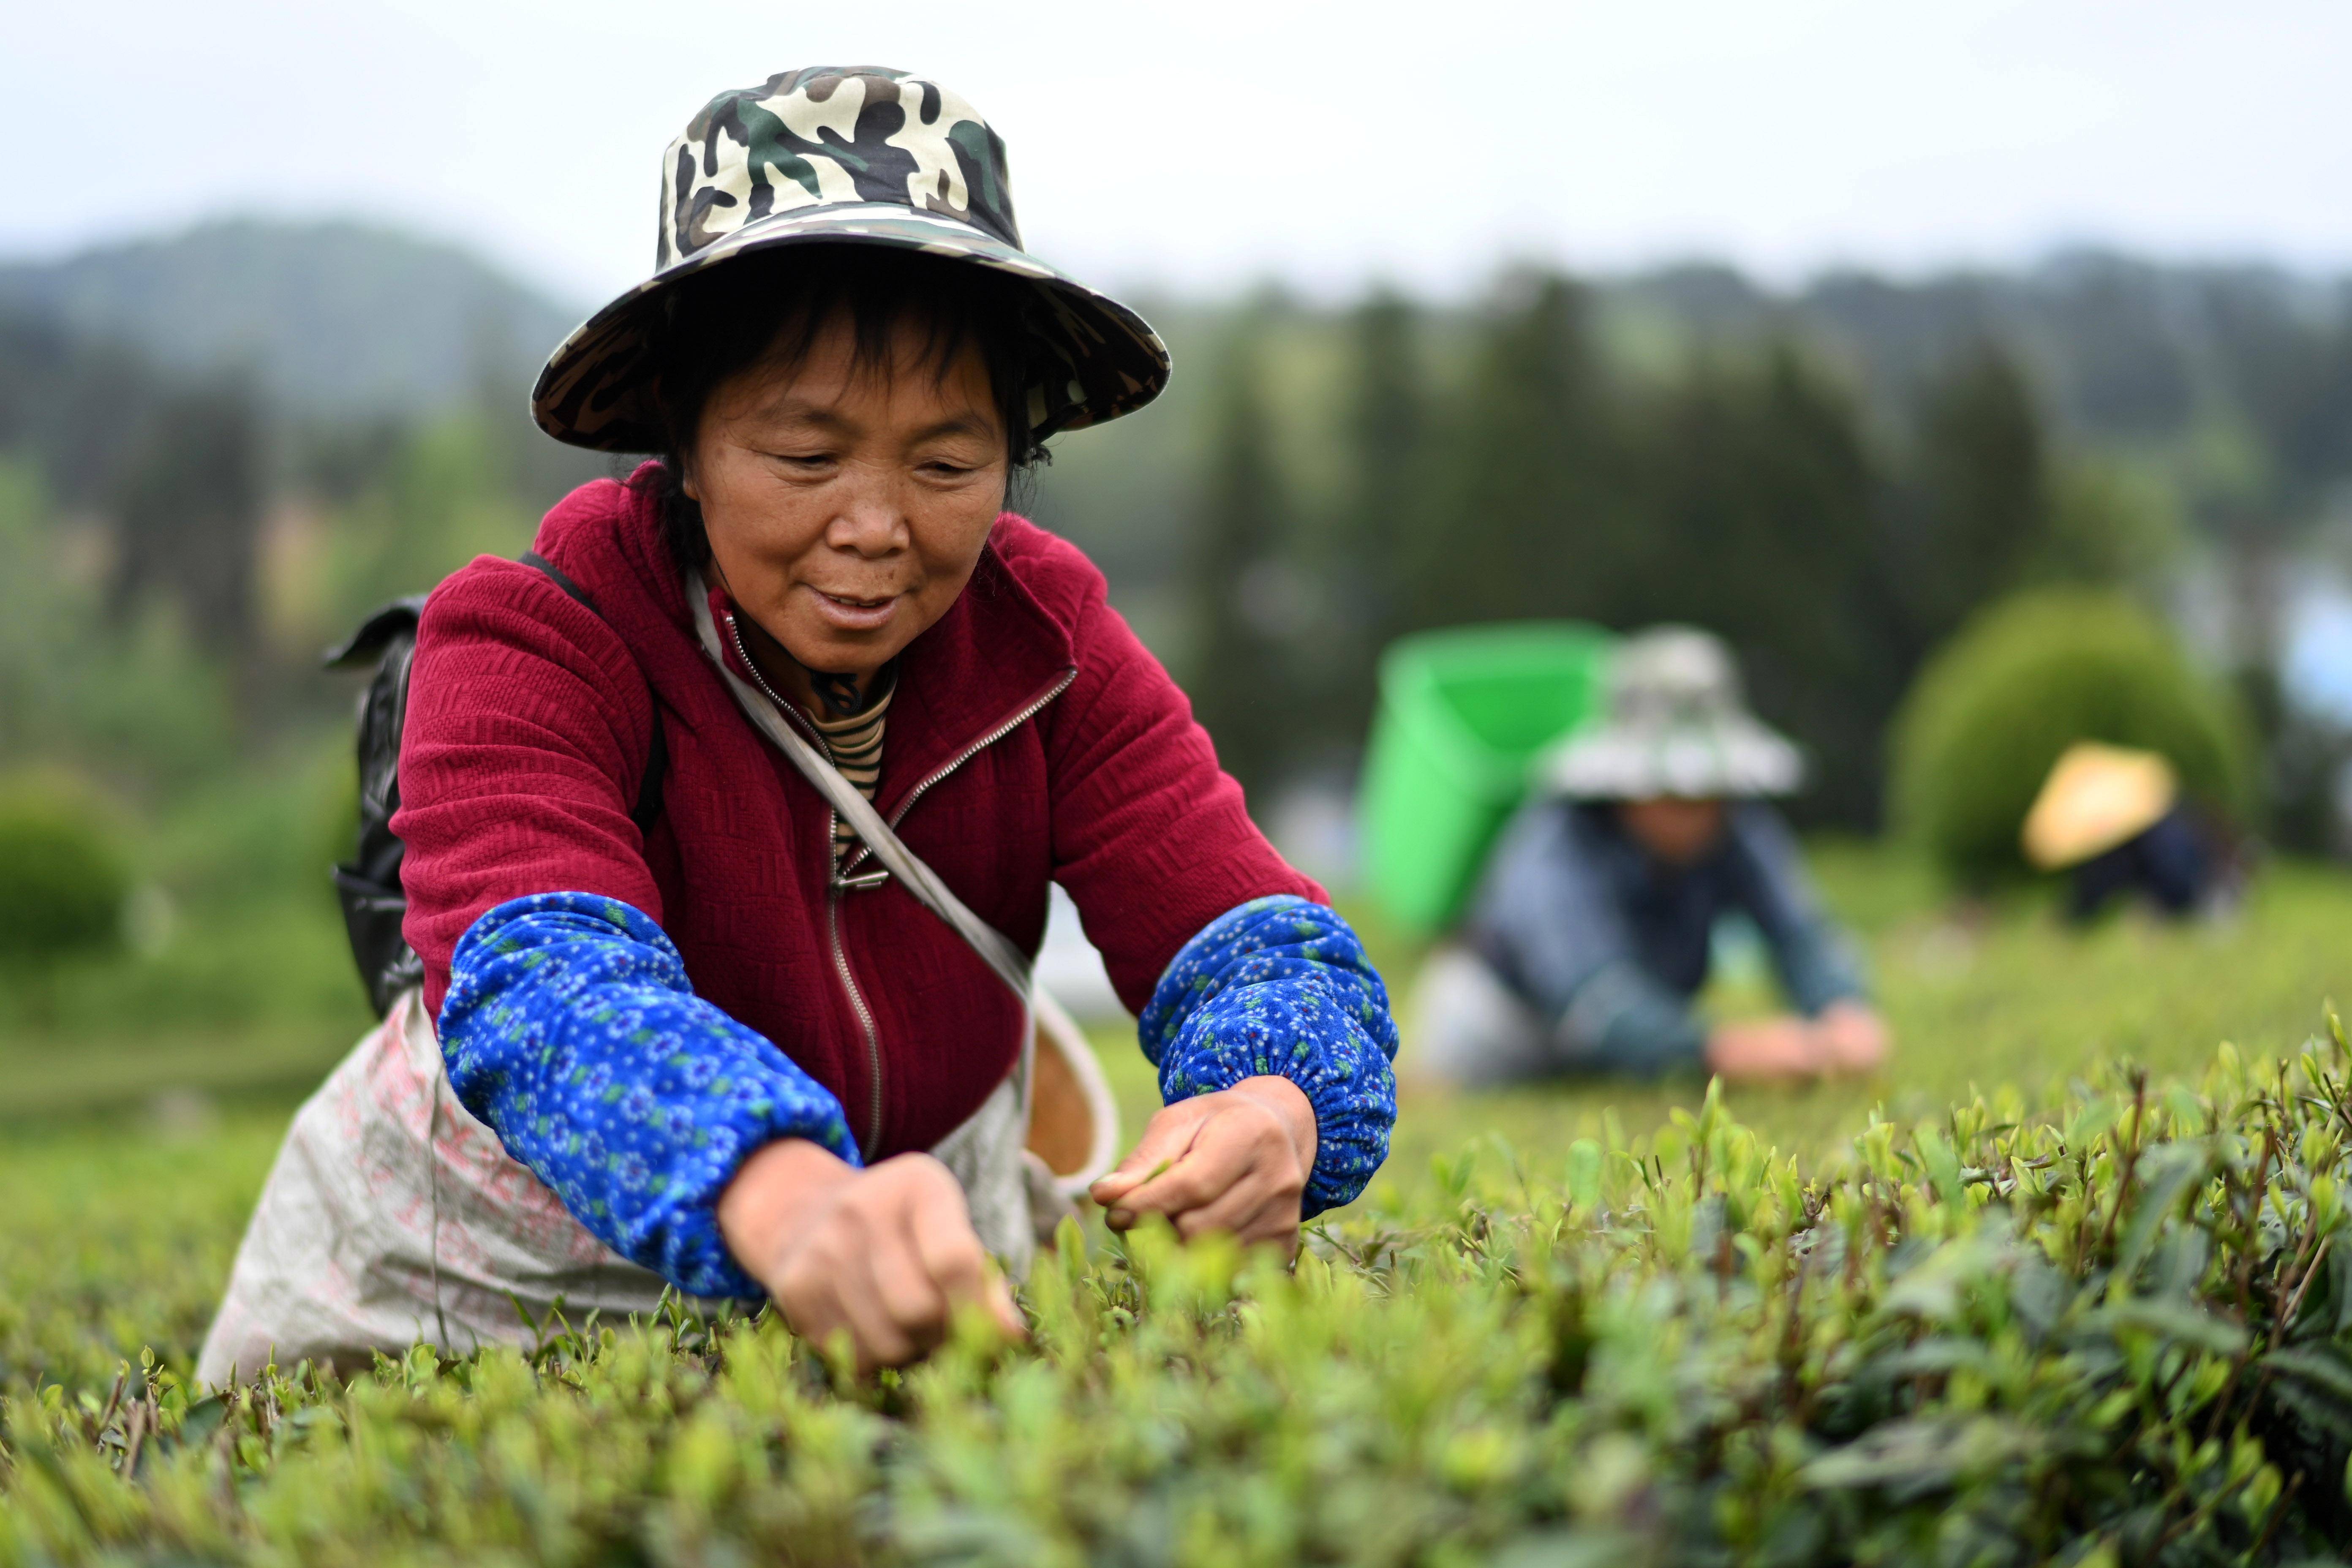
[10, 1037, 2352, 1564]
[10, 855, 2352, 1563]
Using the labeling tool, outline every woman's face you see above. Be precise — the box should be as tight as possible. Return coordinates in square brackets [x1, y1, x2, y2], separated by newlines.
[1616, 796, 1728, 866]
[684, 309, 1007, 690]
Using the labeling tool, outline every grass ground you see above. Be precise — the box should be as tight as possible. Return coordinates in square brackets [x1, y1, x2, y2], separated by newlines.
[6, 843, 2349, 1401]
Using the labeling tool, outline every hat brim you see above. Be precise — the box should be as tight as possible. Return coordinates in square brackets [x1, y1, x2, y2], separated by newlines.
[1539, 718, 1805, 801]
[531, 203, 1170, 453]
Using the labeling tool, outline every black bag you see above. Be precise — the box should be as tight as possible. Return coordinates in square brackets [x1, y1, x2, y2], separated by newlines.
[327, 552, 666, 1018]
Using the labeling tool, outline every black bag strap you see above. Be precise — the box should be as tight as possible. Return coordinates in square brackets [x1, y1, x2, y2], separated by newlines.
[519, 550, 667, 833]
[516, 548, 593, 610]
[323, 594, 430, 671]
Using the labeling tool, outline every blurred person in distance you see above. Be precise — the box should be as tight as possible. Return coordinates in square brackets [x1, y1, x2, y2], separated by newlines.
[2022, 741, 2237, 923]
[1413, 627, 1887, 1086]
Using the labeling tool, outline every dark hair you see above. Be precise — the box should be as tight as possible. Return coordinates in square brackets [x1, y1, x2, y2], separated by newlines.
[627, 245, 1049, 574]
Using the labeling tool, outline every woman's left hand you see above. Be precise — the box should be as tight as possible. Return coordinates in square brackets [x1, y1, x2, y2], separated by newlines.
[1089, 1076, 1318, 1250]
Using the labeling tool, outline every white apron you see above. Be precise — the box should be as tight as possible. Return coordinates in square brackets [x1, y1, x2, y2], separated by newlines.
[195, 988, 1047, 1388]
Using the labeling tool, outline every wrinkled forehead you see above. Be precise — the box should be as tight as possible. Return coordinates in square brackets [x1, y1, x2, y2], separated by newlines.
[716, 305, 1000, 426]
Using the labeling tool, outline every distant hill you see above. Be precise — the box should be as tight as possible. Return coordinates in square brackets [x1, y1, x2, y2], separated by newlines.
[0, 218, 584, 419]
[1610, 251, 2352, 447]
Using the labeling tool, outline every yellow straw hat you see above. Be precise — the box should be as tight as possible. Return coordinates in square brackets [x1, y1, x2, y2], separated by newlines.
[2020, 742, 2180, 871]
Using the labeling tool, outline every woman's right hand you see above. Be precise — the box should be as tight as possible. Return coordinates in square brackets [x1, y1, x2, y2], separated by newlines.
[1813, 1001, 1890, 1074]
[1704, 1004, 1892, 1081]
[1704, 1017, 1825, 1081]
[716, 1138, 1024, 1371]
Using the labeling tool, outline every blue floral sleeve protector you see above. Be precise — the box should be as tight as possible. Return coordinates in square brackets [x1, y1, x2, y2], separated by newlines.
[441, 890, 1399, 1300]
[1138, 895, 1400, 1216]
[439, 891, 859, 1302]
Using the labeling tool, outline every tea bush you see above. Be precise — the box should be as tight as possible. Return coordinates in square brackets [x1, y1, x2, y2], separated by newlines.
[0, 740, 376, 1051]
[13, 1031, 2352, 1565]
[1889, 590, 2251, 886]
[0, 777, 128, 974]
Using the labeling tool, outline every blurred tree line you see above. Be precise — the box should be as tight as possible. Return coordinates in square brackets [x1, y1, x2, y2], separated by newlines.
[0, 302, 599, 793]
[1174, 277, 2160, 826]
[0, 293, 600, 1036]
[1161, 268, 2352, 840]
[11, 223, 2352, 855]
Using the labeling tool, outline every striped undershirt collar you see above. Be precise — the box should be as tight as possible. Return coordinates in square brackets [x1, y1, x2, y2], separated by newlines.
[805, 665, 897, 865]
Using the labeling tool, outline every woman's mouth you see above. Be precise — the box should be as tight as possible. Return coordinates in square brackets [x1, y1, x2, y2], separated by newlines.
[808, 587, 901, 631]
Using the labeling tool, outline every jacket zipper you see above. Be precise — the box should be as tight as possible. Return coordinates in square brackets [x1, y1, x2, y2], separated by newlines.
[837, 665, 1078, 879]
[824, 883, 885, 1152]
[723, 610, 890, 1152]
[720, 608, 1078, 1152]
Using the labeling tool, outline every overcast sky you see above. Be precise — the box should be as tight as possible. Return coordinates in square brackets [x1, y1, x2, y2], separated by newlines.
[8, 0, 2351, 307]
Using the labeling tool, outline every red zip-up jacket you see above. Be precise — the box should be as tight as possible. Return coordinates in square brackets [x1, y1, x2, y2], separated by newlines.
[395, 474, 1321, 1159]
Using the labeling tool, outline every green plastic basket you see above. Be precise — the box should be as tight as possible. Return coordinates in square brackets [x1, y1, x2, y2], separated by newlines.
[1360, 622, 1615, 934]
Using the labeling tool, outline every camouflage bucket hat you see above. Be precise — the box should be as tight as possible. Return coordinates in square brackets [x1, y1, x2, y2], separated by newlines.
[1538, 626, 1804, 800]
[532, 66, 1171, 452]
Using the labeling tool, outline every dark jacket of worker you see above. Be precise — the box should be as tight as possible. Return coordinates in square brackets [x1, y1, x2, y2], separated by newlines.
[2067, 804, 2214, 923]
[1463, 798, 1866, 1076]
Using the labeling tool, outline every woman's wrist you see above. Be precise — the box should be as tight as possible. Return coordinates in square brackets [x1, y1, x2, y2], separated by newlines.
[716, 1136, 859, 1281]
[1225, 1074, 1318, 1173]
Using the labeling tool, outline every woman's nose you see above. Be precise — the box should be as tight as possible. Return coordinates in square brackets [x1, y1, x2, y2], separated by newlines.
[825, 474, 911, 555]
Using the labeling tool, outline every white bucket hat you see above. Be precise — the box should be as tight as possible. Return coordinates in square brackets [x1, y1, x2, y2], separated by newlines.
[1538, 626, 1803, 800]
